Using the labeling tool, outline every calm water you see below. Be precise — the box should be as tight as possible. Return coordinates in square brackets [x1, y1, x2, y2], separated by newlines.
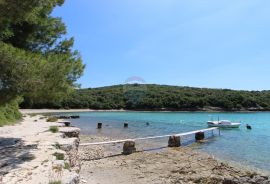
[65, 111, 270, 172]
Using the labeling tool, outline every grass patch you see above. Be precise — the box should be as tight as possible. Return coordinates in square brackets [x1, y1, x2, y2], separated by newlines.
[64, 162, 70, 170]
[49, 181, 62, 184]
[46, 116, 58, 122]
[49, 126, 59, 133]
[0, 98, 22, 126]
[53, 152, 64, 160]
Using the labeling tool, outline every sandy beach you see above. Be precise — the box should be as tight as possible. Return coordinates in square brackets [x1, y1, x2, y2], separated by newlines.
[0, 112, 80, 184]
[0, 109, 269, 184]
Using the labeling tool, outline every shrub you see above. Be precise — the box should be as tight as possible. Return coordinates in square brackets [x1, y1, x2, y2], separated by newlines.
[64, 162, 70, 170]
[46, 116, 58, 122]
[49, 126, 59, 133]
[49, 181, 62, 184]
[53, 152, 64, 160]
[0, 97, 22, 126]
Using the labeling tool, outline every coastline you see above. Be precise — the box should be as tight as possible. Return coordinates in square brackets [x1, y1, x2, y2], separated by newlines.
[2, 109, 268, 183]
[20, 109, 270, 114]
[79, 134, 270, 184]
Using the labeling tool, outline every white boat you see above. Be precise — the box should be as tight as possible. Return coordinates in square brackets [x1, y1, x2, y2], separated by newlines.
[207, 120, 241, 128]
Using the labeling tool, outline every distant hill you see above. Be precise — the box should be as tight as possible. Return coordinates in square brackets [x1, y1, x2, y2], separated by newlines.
[21, 84, 270, 111]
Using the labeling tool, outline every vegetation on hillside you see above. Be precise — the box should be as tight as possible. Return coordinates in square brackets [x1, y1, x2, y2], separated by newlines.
[21, 84, 270, 111]
[0, 0, 84, 125]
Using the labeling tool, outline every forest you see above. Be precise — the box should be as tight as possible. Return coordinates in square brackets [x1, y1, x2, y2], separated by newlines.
[0, 0, 84, 125]
[21, 84, 270, 111]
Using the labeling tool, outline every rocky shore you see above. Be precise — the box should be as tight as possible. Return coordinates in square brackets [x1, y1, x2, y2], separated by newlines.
[79, 135, 270, 184]
[1, 110, 270, 184]
[0, 114, 81, 184]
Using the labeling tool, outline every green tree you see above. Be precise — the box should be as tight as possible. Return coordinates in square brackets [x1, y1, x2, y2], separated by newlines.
[0, 0, 84, 124]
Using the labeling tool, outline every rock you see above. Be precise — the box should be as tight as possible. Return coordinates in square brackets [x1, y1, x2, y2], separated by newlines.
[53, 160, 65, 168]
[58, 138, 80, 168]
[123, 141, 136, 155]
[195, 132, 205, 141]
[62, 171, 80, 184]
[168, 136, 181, 147]
[58, 138, 80, 152]
[81, 179, 87, 183]
[59, 127, 80, 138]
[59, 121, 71, 127]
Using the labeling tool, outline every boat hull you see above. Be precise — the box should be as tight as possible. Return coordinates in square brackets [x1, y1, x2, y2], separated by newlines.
[207, 123, 241, 128]
[207, 120, 241, 128]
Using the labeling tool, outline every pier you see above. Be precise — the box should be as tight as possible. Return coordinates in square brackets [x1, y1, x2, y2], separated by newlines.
[80, 127, 220, 154]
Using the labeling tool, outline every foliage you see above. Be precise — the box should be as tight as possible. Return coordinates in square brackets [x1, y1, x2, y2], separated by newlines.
[53, 152, 64, 160]
[64, 162, 70, 170]
[0, 40, 84, 106]
[0, 97, 22, 126]
[0, 0, 84, 122]
[49, 126, 59, 133]
[34, 84, 270, 111]
[47, 116, 58, 122]
[49, 181, 62, 184]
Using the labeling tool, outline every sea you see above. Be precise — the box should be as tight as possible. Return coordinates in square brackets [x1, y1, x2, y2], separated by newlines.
[61, 111, 270, 173]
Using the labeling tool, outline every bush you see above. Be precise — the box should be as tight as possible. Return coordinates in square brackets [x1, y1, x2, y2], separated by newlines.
[53, 152, 64, 160]
[64, 162, 70, 169]
[49, 181, 61, 184]
[0, 97, 22, 126]
[49, 126, 59, 133]
[46, 116, 58, 122]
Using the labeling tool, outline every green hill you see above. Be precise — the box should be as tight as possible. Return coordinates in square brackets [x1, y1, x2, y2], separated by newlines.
[22, 84, 270, 111]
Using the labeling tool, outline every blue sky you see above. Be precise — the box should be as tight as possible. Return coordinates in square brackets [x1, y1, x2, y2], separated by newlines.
[53, 0, 270, 90]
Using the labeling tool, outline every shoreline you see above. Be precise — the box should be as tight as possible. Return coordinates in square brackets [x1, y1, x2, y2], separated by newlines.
[1, 110, 269, 183]
[79, 133, 270, 175]
[79, 134, 270, 184]
[20, 109, 270, 114]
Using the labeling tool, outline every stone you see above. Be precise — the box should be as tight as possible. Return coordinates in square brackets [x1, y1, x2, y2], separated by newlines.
[123, 141, 136, 155]
[124, 123, 128, 128]
[62, 171, 80, 184]
[59, 138, 80, 152]
[63, 121, 71, 127]
[168, 136, 181, 147]
[195, 132, 205, 141]
[59, 127, 80, 138]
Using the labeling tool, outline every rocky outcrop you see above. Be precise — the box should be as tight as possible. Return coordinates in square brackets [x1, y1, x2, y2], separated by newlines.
[168, 136, 181, 147]
[56, 129, 81, 184]
[59, 127, 80, 138]
[123, 141, 136, 155]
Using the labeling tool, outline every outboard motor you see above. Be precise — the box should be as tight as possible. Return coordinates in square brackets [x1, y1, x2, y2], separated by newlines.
[246, 124, 252, 130]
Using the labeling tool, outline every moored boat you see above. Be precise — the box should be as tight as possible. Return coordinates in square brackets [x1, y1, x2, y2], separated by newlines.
[207, 120, 241, 128]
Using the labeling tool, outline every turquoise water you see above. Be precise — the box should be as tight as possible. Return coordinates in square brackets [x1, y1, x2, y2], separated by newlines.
[67, 112, 270, 172]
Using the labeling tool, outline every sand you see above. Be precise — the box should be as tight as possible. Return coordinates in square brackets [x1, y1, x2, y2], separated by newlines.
[0, 113, 79, 184]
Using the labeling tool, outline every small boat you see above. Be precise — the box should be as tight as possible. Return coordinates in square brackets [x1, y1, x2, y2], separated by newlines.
[207, 120, 241, 128]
